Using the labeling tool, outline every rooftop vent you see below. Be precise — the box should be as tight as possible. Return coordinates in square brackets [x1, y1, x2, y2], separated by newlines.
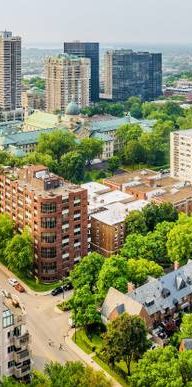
[175, 274, 186, 291]
[145, 298, 155, 307]
[161, 288, 171, 299]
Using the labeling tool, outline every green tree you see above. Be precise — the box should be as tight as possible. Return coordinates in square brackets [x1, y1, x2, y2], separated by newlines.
[179, 314, 192, 340]
[23, 151, 56, 171]
[144, 221, 174, 264]
[44, 361, 112, 387]
[0, 214, 14, 256]
[71, 285, 100, 328]
[116, 123, 143, 145]
[108, 156, 120, 174]
[142, 202, 178, 231]
[162, 101, 184, 118]
[127, 258, 163, 286]
[37, 130, 76, 162]
[129, 346, 184, 387]
[125, 96, 142, 111]
[125, 210, 148, 235]
[5, 228, 33, 274]
[142, 102, 159, 118]
[78, 138, 103, 165]
[130, 103, 143, 119]
[102, 313, 148, 375]
[167, 217, 192, 265]
[139, 132, 166, 166]
[70, 252, 104, 292]
[59, 151, 86, 183]
[121, 233, 146, 259]
[123, 140, 145, 165]
[97, 255, 129, 298]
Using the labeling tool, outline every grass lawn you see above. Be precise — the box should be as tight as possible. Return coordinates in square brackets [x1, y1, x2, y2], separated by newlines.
[72, 329, 92, 355]
[12, 269, 61, 292]
[73, 328, 130, 386]
[93, 355, 129, 387]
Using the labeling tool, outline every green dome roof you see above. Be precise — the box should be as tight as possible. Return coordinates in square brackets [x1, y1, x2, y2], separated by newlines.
[65, 101, 80, 116]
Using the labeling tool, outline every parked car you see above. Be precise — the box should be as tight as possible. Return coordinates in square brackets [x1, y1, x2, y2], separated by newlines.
[63, 282, 73, 291]
[8, 278, 18, 287]
[14, 283, 25, 293]
[51, 286, 64, 296]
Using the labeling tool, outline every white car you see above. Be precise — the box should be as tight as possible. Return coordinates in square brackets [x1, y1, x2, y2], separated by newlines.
[8, 278, 18, 287]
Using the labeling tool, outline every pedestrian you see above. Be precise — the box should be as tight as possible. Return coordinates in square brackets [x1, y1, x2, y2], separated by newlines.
[59, 344, 63, 350]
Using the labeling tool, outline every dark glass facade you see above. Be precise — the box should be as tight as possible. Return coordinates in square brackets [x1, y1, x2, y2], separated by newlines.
[111, 50, 162, 102]
[64, 42, 99, 102]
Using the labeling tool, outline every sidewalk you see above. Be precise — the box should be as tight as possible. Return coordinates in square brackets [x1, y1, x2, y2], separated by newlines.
[0, 263, 50, 296]
[65, 329, 122, 387]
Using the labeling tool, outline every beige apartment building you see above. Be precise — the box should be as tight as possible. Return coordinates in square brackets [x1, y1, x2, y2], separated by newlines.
[0, 290, 31, 381]
[0, 31, 21, 111]
[170, 129, 192, 182]
[45, 54, 90, 113]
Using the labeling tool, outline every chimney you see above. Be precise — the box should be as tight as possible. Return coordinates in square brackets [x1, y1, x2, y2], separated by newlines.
[174, 261, 180, 271]
[127, 282, 136, 293]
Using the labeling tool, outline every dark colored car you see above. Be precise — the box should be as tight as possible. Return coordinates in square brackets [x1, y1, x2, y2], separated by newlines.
[51, 286, 64, 296]
[63, 282, 73, 291]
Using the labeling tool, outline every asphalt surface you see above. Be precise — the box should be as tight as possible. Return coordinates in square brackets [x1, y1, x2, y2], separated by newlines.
[0, 269, 81, 370]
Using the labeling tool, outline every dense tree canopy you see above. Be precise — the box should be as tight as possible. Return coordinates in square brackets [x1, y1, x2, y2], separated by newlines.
[125, 210, 148, 235]
[97, 255, 128, 298]
[167, 215, 192, 265]
[5, 228, 33, 274]
[59, 151, 86, 183]
[127, 258, 163, 286]
[70, 252, 104, 292]
[129, 346, 192, 387]
[71, 285, 100, 328]
[0, 214, 14, 258]
[78, 138, 103, 165]
[107, 156, 121, 174]
[102, 313, 148, 375]
[37, 130, 76, 162]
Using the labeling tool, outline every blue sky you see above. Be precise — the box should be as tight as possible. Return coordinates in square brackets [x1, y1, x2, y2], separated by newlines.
[1, 0, 192, 45]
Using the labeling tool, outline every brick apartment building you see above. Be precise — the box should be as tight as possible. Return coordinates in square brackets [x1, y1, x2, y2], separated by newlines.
[0, 165, 88, 282]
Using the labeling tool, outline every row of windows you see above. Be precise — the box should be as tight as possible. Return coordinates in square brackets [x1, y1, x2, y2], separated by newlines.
[41, 247, 57, 258]
[41, 217, 57, 229]
[41, 232, 56, 244]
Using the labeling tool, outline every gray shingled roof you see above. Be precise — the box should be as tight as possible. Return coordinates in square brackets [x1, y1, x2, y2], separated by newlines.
[182, 339, 192, 350]
[128, 260, 192, 316]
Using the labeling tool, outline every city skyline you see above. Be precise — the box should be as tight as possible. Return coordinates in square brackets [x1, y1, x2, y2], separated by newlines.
[1, 0, 192, 46]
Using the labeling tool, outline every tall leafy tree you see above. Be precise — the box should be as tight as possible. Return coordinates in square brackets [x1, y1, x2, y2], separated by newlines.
[108, 156, 120, 175]
[142, 203, 178, 231]
[97, 255, 128, 298]
[167, 217, 192, 265]
[37, 129, 76, 162]
[116, 123, 143, 145]
[129, 346, 192, 387]
[71, 285, 100, 328]
[0, 214, 14, 260]
[59, 151, 86, 183]
[127, 258, 163, 286]
[102, 313, 148, 375]
[5, 228, 33, 274]
[78, 138, 103, 165]
[125, 210, 148, 236]
[70, 252, 104, 292]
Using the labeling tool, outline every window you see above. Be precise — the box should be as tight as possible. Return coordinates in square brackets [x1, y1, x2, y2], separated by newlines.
[41, 217, 56, 228]
[3, 310, 14, 328]
[41, 247, 57, 258]
[8, 360, 15, 368]
[41, 203, 56, 213]
[41, 232, 56, 243]
[8, 345, 14, 354]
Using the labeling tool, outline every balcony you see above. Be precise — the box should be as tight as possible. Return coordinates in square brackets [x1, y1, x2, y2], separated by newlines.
[14, 332, 30, 348]
[13, 364, 31, 379]
[14, 349, 31, 363]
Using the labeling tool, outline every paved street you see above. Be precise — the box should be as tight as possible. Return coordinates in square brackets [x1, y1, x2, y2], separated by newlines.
[0, 267, 81, 370]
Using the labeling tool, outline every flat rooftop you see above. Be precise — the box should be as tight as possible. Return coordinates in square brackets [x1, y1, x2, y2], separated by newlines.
[88, 189, 134, 213]
[154, 184, 192, 204]
[91, 200, 149, 226]
[81, 181, 110, 195]
[173, 129, 192, 137]
[1, 165, 83, 198]
[103, 169, 156, 186]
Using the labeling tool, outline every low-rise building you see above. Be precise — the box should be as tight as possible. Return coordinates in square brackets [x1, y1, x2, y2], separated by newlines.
[0, 290, 31, 381]
[179, 339, 192, 352]
[0, 165, 88, 282]
[102, 260, 192, 329]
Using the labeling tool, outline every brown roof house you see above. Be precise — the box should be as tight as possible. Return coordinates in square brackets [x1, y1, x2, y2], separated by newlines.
[101, 287, 152, 328]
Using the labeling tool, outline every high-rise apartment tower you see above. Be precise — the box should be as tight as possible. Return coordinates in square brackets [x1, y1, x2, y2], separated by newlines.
[45, 54, 90, 113]
[0, 31, 21, 111]
[64, 42, 99, 102]
[103, 49, 162, 102]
